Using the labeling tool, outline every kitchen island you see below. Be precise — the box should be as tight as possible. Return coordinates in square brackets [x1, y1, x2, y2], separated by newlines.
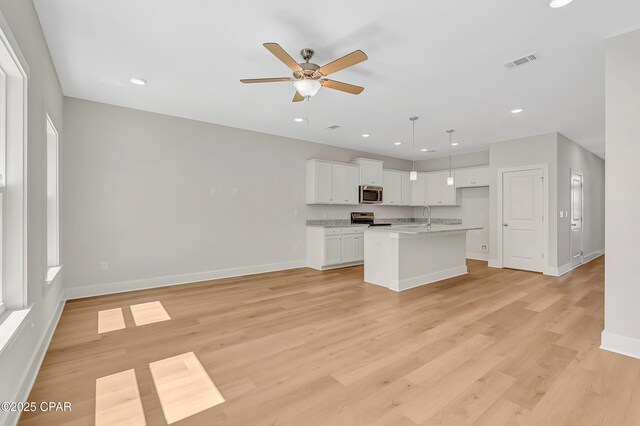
[364, 224, 482, 292]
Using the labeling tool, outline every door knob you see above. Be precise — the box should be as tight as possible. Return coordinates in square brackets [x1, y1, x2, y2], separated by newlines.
[503, 223, 508, 227]
[572, 223, 576, 227]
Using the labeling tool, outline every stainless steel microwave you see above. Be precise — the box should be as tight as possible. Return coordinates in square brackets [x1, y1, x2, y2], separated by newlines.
[359, 185, 383, 204]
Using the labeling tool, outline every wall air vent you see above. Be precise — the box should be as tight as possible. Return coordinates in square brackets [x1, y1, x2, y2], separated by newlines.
[326, 125, 340, 130]
[503, 53, 539, 69]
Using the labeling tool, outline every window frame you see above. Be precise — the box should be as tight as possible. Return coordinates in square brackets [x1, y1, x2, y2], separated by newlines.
[44, 114, 60, 287]
[0, 67, 6, 317]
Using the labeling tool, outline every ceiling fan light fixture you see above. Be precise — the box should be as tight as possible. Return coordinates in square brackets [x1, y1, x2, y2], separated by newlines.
[293, 79, 321, 98]
[549, 0, 574, 8]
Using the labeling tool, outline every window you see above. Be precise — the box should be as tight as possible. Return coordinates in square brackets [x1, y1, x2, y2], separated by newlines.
[0, 69, 5, 316]
[46, 115, 60, 283]
[0, 24, 28, 314]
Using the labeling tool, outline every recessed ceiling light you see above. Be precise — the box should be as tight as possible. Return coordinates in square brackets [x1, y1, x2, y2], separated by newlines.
[420, 148, 428, 152]
[394, 141, 402, 146]
[549, 0, 574, 8]
[130, 78, 147, 85]
[362, 134, 370, 138]
[451, 142, 459, 146]
[294, 118, 304, 122]
[511, 108, 524, 114]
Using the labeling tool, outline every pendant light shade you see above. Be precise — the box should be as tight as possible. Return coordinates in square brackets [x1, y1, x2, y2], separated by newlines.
[410, 116, 419, 181]
[446, 129, 455, 186]
[293, 79, 321, 98]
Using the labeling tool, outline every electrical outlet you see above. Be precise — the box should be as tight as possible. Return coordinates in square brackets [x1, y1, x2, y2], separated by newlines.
[101, 261, 109, 271]
[481, 244, 488, 252]
[293, 209, 298, 217]
[560, 211, 564, 218]
[210, 187, 217, 196]
[233, 187, 239, 196]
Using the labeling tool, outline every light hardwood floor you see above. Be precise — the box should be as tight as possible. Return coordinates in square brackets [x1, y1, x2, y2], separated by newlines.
[20, 256, 640, 425]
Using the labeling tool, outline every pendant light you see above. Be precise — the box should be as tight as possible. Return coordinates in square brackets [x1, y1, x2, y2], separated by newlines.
[446, 129, 455, 186]
[409, 116, 419, 181]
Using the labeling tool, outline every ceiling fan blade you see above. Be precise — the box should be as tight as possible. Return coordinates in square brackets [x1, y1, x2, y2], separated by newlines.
[263, 43, 303, 72]
[321, 79, 364, 95]
[318, 50, 368, 76]
[240, 77, 292, 84]
[292, 91, 305, 102]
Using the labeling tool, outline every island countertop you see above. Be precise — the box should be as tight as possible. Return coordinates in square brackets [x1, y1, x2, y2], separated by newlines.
[365, 224, 482, 235]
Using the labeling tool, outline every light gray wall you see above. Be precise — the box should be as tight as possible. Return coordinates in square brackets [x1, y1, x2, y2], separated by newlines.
[417, 150, 489, 172]
[0, 1, 64, 423]
[603, 29, 640, 353]
[489, 133, 558, 268]
[557, 133, 605, 267]
[62, 98, 415, 291]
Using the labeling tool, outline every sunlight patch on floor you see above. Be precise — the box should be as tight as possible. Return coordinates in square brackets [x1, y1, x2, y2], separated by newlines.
[149, 352, 224, 424]
[130, 301, 171, 326]
[97, 308, 125, 334]
[95, 369, 146, 426]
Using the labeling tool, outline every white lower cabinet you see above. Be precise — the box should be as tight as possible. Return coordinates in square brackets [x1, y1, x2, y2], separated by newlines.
[324, 235, 343, 265]
[307, 227, 365, 270]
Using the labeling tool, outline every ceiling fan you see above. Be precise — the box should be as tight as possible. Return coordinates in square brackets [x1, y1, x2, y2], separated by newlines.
[240, 43, 368, 102]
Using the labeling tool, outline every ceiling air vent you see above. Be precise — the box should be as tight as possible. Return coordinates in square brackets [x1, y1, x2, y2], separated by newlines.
[326, 125, 340, 130]
[503, 53, 539, 69]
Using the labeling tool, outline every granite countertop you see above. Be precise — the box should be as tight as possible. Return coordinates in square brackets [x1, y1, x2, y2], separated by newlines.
[365, 224, 482, 235]
[306, 218, 462, 228]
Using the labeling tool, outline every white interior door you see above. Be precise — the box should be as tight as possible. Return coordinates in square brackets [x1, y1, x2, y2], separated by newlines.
[502, 168, 544, 272]
[570, 172, 584, 268]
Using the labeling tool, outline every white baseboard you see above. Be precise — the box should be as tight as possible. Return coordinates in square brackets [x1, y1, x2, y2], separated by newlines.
[584, 249, 605, 264]
[390, 265, 468, 292]
[467, 252, 489, 261]
[544, 250, 605, 277]
[5, 296, 65, 426]
[487, 260, 501, 269]
[545, 263, 572, 277]
[601, 330, 640, 360]
[65, 260, 307, 300]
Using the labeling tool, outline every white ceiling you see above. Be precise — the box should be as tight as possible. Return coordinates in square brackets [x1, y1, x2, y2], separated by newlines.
[34, 0, 640, 159]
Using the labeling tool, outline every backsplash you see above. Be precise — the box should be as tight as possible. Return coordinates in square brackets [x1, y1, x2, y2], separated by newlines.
[306, 217, 463, 226]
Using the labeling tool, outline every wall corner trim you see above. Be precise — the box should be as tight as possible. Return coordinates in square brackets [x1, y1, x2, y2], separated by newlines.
[601, 330, 640, 360]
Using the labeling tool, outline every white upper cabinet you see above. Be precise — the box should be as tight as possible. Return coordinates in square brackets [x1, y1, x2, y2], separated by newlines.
[353, 158, 384, 186]
[426, 171, 457, 206]
[382, 170, 402, 205]
[454, 167, 489, 188]
[410, 172, 427, 206]
[473, 167, 490, 186]
[400, 172, 412, 205]
[332, 163, 359, 204]
[306, 160, 358, 205]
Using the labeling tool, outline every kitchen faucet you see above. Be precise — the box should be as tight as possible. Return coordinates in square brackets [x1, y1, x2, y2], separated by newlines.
[421, 206, 432, 228]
